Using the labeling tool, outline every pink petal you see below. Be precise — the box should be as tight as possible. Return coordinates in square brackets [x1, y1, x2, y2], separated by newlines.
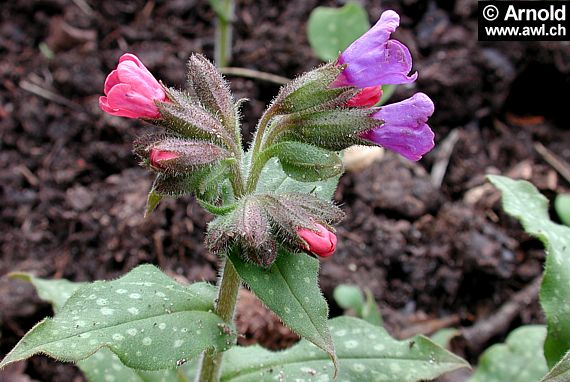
[150, 149, 180, 169]
[118, 53, 164, 99]
[347, 86, 383, 107]
[103, 70, 120, 95]
[99, 96, 141, 118]
[117, 61, 164, 100]
[297, 224, 337, 258]
[106, 83, 161, 119]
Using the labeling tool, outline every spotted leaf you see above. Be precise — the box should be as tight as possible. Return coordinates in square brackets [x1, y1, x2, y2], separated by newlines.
[220, 316, 469, 381]
[540, 349, 570, 382]
[256, 157, 340, 201]
[0, 264, 236, 371]
[489, 175, 570, 367]
[79, 348, 198, 382]
[9, 273, 85, 313]
[468, 325, 548, 382]
[228, 249, 337, 373]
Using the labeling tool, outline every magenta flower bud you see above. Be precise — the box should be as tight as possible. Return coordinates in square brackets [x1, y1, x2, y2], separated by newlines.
[99, 53, 168, 119]
[360, 92, 435, 161]
[346, 86, 383, 107]
[149, 148, 180, 169]
[297, 223, 337, 258]
[334, 10, 417, 89]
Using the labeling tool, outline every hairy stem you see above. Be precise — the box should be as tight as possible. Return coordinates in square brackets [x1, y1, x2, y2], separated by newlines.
[214, 0, 234, 68]
[249, 108, 274, 157]
[246, 104, 281, 192]
[196, 259, 241, 382]
[229, 160, 246, 198]
[245, 145, 279, 193]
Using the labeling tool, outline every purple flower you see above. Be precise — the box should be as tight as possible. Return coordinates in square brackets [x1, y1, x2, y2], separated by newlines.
[334, 10, 417, 88]
[360, 93, 435, 161]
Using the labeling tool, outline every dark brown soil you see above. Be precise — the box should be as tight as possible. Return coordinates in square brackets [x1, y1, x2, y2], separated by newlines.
[1, 0, 570, 380]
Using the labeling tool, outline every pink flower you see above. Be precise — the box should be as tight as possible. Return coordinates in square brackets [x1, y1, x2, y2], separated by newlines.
[297, 223, 337, 258]
[346, 86, 383, 107]
[99, 53, 167, 119]
[149, 148, 180, 169]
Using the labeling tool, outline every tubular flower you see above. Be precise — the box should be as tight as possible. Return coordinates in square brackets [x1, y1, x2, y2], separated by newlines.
[333, 10, 417, 89]
[99, 53, 168, 119]
[360, 92, 435, 161]
[297, 223, 337, 258]
[149, 148, 180, 169]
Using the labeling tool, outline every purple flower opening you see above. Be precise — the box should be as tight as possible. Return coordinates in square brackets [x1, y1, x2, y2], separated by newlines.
[361, 93, 435, 161]
[335, 10, 417, 88]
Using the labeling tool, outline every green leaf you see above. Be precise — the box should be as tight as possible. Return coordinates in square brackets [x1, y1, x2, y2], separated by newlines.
[361, 289, 383, 326]
[228, 249, 337, 370]
[13, 273, 196, 382]
[540, 349, 570, 382]
[0, 265, 236, 371]
[333, 284, 365, 312]
[489, 175, 570, 367]
[307, 3, 370, 61]
[9, 273, 85, 313]
[555, 194, 570, 227]
[257, 157, 340, 201]
[270, 142, 343, 182]
[145, 190, 163, 218]
[333, 284, 382, 326]
[208, 0, 232, 23]
[430, 328, 460, 349]
[79, 348, 198, 382]
[220, 316, 468, 381]
[468, 325, 548, 382]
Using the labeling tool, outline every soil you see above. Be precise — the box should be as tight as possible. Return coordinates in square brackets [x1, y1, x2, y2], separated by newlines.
[1, 0, 570, 381]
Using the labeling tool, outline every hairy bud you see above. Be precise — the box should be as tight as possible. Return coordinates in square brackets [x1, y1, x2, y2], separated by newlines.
[272, 63, 358, 114]
[297, 223, 337, 258]
[207, 196, 276, 267]
[281, 108, 379, 151]
[156, 101, 234, 150]
[135, 136, 229, 175]
[187, 54, 240, 144]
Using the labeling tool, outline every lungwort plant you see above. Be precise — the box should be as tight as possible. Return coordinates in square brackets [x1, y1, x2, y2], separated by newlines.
[1, 10, 470, 382]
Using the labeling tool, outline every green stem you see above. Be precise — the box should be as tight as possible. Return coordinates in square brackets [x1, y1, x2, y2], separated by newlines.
[250, 108, 273, 158]
[196, 259, 241, 382]
[245, 145, 276, 193]
[229, 159, 246, 198]
[245, 104, 281, 191]
[214, 0, 234, 68]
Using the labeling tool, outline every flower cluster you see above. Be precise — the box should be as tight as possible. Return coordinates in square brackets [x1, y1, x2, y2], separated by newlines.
[334, 10, 435, 161]
[99, 10, 435, 265]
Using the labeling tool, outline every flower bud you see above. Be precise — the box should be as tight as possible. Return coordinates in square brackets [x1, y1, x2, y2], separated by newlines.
[186, 54, 240, 143]
[206, 196, 277, 267]
[272, 63, 355, 114]
[297, 223, 337, 258]
[346, 86, 383, 108]
[149, 149, 180, 169]
[134, 135, 230, 173]
[99, 53, 168, 119]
